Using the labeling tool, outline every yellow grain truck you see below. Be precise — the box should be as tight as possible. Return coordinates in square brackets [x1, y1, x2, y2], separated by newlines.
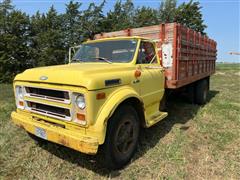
[11, 23, 216, 169]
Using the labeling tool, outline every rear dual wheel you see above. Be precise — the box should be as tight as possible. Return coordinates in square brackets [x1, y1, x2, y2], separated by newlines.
[194, 78, 209, 105]
[103, 105, 140, 170]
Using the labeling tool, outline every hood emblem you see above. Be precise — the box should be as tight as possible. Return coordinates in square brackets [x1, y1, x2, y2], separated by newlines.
[40, 76, 48, 80]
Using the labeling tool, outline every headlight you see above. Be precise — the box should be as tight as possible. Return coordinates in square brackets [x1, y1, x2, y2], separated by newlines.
[16, 86, 23, 99]
[75, 94, 86, 109]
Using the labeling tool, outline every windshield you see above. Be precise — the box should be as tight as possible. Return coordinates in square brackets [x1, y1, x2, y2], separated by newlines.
[72, 39, 138, 63]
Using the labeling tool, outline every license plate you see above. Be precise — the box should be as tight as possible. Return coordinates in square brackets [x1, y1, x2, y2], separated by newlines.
[35, 127, 47, 140]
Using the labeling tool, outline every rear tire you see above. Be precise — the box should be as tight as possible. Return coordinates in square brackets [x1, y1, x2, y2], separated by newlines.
[194, 79, 209, 105]
[103, 105, 140, 170]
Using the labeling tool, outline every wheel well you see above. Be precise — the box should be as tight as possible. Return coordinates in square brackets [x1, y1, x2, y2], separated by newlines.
[118, 97, 146, 127]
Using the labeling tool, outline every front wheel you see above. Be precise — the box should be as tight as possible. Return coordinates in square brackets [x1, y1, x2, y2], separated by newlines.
[103, 105, 140, 170]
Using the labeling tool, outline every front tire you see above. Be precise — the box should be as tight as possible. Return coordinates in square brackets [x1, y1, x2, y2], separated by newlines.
[103, 105, 140, 170]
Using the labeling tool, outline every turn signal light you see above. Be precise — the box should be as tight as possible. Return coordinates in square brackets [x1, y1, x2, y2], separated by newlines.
[77, 113, 85, 121]
[19, 101, 24, 106]
[76, 113, 87, 125]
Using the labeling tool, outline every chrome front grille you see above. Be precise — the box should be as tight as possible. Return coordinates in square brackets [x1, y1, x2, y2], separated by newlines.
[26, 101, 71, 121]
[22, 86, 72, 121]
[25, 86, 70, 104]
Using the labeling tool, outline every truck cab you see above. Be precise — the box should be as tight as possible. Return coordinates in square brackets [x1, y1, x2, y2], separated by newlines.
[11, 36, 167, 169]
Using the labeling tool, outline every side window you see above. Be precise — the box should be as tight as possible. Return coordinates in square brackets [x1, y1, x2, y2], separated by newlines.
[137, 41, 157, 64]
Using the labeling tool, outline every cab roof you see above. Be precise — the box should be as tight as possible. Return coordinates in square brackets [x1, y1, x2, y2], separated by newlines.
[84, 36, 152, 44]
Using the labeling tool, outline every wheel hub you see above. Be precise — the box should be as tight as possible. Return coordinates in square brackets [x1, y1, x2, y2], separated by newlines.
[115, 118, 135, 154]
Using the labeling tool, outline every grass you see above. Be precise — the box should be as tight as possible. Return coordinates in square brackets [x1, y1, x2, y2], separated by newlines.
[0, 64, 240, 179]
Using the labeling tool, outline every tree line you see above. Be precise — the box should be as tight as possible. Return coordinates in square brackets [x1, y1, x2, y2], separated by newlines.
[0, 0, 206, 82]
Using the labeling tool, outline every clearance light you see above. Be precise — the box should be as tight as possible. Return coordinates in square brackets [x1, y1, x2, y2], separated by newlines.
[96, 92, 106, 100]
[134, 69, 141, 78]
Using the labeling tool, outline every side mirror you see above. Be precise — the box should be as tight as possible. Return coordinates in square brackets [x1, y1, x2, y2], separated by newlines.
[68, 45, 81, 63]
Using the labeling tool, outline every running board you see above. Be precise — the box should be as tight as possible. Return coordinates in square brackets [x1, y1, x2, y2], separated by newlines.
[146, 111, 168, 127]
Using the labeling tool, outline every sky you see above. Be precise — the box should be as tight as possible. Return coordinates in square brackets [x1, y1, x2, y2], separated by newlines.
[9, 0, 240, 62]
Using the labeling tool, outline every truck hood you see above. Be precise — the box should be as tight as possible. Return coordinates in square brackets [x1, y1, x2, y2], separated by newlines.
[14, 63, 135, 90]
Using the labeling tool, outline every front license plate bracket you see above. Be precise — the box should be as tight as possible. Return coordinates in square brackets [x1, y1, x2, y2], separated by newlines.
[35, 127, 47, 140]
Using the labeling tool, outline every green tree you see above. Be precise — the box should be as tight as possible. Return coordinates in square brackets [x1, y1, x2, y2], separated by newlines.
[30, 6, 65, 67]
[63, 1, 82, 47]
[0, 0, 31, 82]
[104, 0, 134, 32]
[0, 0, 13, 33]
[122, 0, 135, 26]
[81, 1, 105, 39]
[158, 0, 177, 23]
[133, 6, 158, 27]
[175, 0, 207, 34]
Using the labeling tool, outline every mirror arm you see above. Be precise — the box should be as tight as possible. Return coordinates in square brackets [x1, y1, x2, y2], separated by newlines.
[68, 47, 71, 63]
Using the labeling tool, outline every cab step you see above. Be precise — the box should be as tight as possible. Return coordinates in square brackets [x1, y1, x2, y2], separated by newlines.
[147, 111, 168, 127]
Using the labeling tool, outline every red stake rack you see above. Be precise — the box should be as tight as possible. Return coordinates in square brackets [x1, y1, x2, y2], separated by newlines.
[95, 23, 217, 89]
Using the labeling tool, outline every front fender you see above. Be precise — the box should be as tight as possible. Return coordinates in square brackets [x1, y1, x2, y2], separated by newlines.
[92, 86, 142, 144]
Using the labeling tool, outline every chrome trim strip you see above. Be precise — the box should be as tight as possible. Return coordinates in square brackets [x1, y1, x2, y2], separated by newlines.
[27, 107, 71, 121]
[25, 93, 71, 104]
[25, 100, 72, 121]
[25, 99, 70, 109]
[23, 85, 71, 94]
[24, 86, 71, 104]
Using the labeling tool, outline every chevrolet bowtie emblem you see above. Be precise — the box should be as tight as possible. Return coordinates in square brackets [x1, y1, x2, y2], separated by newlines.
[40, 76, 48, 80]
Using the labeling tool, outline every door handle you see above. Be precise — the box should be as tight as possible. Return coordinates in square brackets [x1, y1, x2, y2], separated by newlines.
[145, 66, 165, 73]
[145, 66, 163, 69]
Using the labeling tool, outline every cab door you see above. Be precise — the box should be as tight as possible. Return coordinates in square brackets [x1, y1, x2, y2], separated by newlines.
[136, 40, 165, 119]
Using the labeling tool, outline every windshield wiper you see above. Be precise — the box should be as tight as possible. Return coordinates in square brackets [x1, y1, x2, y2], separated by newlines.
[93, 57, 112, 64]
[72, 57, 112, 64]
[71, 58, 83, 63]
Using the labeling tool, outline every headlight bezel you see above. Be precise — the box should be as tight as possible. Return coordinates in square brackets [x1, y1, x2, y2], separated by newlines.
[15, 85, 25, 109]
[73, 92, 87, 126]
